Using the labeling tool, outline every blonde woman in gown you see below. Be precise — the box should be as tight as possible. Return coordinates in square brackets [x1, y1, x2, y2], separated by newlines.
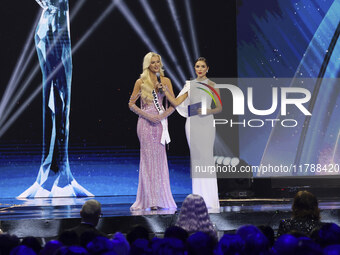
[128, 52, 177, 211]
[158, 57, 221, 210]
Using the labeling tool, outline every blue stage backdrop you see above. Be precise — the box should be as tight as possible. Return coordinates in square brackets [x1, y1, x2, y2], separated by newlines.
[236, 0, 340, 177]
[2, 0, 338, 199]
[0, 0, 236, 198]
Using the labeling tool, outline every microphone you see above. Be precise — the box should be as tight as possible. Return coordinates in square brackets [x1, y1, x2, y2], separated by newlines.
[156, 72, 163, 93]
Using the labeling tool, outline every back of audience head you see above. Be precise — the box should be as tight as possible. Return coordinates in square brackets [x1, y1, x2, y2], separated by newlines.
[292, 190, 320, 220]
[21, 236, 41, 254]
[272, 234, 299, 255]
[186, 231, 215, 255]
[126, 226, 149, 245]
[152, 237, 186, 255]
[54, 246, 89, 255]
[215, 234, 244, 255]
[80, 199, 102, 226]
[295, 236, 322, 255]
[316, 223, 340, 247]
[129, 238, 151, 255]
[176, 194, 217, 240]
[111, 232, 130, 255]
[323, 245, 340, 255]
[40, 240, 63, 255]
[86, 236, 113, 254]
[9, 245, 36, 255]
[236, 225, 270, 255]
[0, 234, 20, 255]
[257, 225, 274, 247]
[164, 226, 188, 244]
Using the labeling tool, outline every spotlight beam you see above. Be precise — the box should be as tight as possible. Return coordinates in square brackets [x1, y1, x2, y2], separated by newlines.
[0, 65, 40, 128]
[0, 83, 41, 138]
[332, 130, 340, 163]
[0, 1, 87, 126]
[0, 1, 118, 137]
[139, 0, 186, 82]
[116, 0, 182, 89]
[0, 12, 40, 122]
[166, 0, 195, 78]
[184, 0, 199, 59]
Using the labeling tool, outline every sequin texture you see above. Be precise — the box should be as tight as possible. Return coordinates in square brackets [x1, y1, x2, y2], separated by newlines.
[130, 93, 177, 210]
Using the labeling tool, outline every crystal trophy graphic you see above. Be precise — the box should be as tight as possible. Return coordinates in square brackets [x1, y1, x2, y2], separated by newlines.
[19, 0, 93, 197]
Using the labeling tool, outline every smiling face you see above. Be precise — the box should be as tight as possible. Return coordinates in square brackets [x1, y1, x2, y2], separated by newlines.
[148, 56, 161, 74]
[194, 60, 209, 79]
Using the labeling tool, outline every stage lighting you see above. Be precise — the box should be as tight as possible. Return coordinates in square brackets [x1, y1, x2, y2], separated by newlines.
[230, 157, 240, 166]
[184, 0, 199, 59]
[0, 12, 40, 123]
[115, 0, 182, 89]
[216, 156, 224, 165]
[0, 1, 117, 138]
[0, 1, 86, 127]
[222, 157, 231, 166]
[166, 0, 195, 78]
[139, 0, 186, 82]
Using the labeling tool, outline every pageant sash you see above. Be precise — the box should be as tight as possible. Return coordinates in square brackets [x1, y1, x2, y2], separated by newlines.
[152, 90, 171, 145]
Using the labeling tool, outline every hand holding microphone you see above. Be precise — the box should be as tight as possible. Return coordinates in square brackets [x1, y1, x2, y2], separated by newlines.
[156, 72, 163, 94]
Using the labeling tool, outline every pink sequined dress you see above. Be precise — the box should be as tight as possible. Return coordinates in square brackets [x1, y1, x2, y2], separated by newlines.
[131, 93, 177, 210]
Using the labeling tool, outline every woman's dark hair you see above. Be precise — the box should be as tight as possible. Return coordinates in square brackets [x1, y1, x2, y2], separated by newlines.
[292, 191, 320, 220]
[194, 57, 208, 67]
[175, 194, 217, 241]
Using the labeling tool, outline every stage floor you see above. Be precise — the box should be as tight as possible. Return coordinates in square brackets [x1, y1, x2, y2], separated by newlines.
[1, 196, 339, 239]
[0, 145, 191, 198]
[1, 145, 340, 239]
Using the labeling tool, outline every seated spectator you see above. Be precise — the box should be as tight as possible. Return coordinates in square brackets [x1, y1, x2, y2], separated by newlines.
[68, 199, 106, 239]
[39, 240, 63, 255]
[21, 236, 42, 254]
[186, 232, 215, 255]
[111, 232, 130, 255]
[164, 226, 189, 244]
[0, 234, 20, 255]
[54, 246, 89, 255]
[152, 237, 186, 255]
[126, 226, 150, 245]
[86, 236, 114, 254]
[129, 239, 151, 255]
[236, 225, 270, 255]
[58, 230, 79, 246]
[215, 234, 244, 255]
[277, 190, 322, 237]
[295, 237, 322, 255]
[9, 245, 36, 255]
[323, 245, 340, 255]
[271, 234, 298, 255]
[257, 225, 275, 247]
[175, 194, 217, 241]
[80, 231, 98, 248]
[313, 223, 340, 248]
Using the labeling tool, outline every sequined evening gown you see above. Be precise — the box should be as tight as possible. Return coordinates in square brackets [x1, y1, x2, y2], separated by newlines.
[131, 93, 177, 210]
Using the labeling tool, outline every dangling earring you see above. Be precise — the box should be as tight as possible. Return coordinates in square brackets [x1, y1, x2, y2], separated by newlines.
[206, 70, 209, 73]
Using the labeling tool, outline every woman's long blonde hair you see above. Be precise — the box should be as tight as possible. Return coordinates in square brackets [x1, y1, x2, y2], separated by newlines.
[140, 52, 164, 103]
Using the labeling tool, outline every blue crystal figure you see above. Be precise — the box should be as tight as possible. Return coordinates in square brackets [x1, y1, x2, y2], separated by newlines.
[19, 0, 93, 197]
